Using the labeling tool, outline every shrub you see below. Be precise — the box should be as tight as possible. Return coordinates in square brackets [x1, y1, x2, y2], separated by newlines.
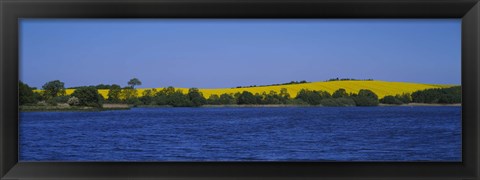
[139, 89, 156, 105]
[19, 81, 37, 105]
[380, 95, 404, 105]
[71, 87, 103, 107]
[219, 93, 236, 104]
[167, 90, 193, 107]
[353, 89, 379, 106]
[262, 90, 287, 104]
[207, 94, 221, 105]
[320, 97, 356, 107]
[42, 80, 66, 98]
[46, 95, 70, 106]
[120, 88, 138, 100]
[67, 96, 80, 106]
[46, 99, 58, 106]
[285, 98, 309, 105]
[295, 89, 331, 105]
[188, 88, 206, 107]
[395, 93, 412, 103]
[354, 96, 378, 106]
[411, 86, 461, 104]
[107, 84, 122, 103]
[332, 88, 349, 98]
[237, 91, 257, 104]
[154, 93, 168, 106]
[126, 98, 143, 107]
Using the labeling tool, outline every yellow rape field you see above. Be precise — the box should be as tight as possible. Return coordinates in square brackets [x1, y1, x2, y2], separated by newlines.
[39, 80, 454, 99]
[194, 81, 452, 99]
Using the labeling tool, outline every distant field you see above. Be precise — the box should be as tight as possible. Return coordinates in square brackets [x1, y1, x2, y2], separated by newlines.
[39, 80, 454, 99]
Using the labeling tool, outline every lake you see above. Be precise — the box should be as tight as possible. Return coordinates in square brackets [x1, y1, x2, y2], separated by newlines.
[19, 106, 461, 161]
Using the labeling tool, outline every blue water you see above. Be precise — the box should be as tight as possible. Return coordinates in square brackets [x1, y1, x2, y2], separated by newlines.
[19, 106, 461, 161]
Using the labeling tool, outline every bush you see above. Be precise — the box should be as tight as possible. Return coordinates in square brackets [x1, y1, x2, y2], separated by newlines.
[219, 93, 236, 104]
[139, 89, 156, 105]
[396, 93, 412, 103]
[411, 86, 461, 104]
[120, 88, 138, 100]
[46, 99, 58, 106]
[320, 97, 356, 107]
[380, 95, 404, 105]
[42, 80, 66, 98]
[332, 88, 349, 98]
[262, 91, 287, 104]
[353, 89, 379, 106]
[46, 95, 70, 106]
[154, 93, 168, 106]
[207, 94, 221, 105]
[19, 81, 37, 105]
[167, 90, 193, 107]
[107, 84, 122, 103]
[296, 89, 319, 105]
[237, 91, 257, 104]
[295, 89, 331, 105]
[354, 96, 378, 106]
[188, 88, 206, 107]
[285, 98, 309, 105]
[67, 96, 80, 106]
[126, 98, 143, 107]
[71, 87, 103, 107]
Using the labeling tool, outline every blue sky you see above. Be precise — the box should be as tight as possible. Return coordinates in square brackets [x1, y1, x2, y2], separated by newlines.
[20, 19, 461, 89]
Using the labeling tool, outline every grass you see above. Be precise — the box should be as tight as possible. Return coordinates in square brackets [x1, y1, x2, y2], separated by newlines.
[35, 80, 454, 99]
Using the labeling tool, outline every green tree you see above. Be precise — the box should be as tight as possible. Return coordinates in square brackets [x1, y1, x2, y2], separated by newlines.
[167, 90, 193, 107]
[263, 91, 283, 104]
[353, 89, 379, 106]
[188, 88, 206, 107]
[237, 91, 257, 104]
[219, 93, 236, 104]
[19, 81, 37, 105]
[107, 84, 122, 103]
[295, 89, 330, 105]
[332, 88, 349, 98]
[358, 89, 378, 99]
[163, 86, 176, 96]
[254, 93, 264, 104]
[121, 87, 138, 101]
[207, 94, 221, 105]
[71, 86, 103, 107]
[47, 95, 71, 106]
[128, 78, 142, 89]
[396, 93, 412, 103]
[279, 88, 290, 99]
[380, 95, 404, 105]
[153, 89, 168, 105]
[320, 97, 356, 107]
[139, 88, 157, 105]
[411, 86, 461, 104]
[42, 80, 66, 99]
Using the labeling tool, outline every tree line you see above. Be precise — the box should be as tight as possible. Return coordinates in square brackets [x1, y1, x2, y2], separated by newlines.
[326, 78, 374, 82]
[19, 78, 143, 108]
[379, 86, 461, 105]
[19, 79, 461, 108]
[234, 80, 309, 89]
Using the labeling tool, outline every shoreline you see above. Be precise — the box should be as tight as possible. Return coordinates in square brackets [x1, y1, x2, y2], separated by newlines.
[378, 103, 461, 107]
[203, 103, 461, 108]
[20, 103, 461, 112]
[20, 103, 131, 112]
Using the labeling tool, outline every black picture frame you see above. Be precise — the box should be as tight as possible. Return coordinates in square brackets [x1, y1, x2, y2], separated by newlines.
[1, 0, 479, 179]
